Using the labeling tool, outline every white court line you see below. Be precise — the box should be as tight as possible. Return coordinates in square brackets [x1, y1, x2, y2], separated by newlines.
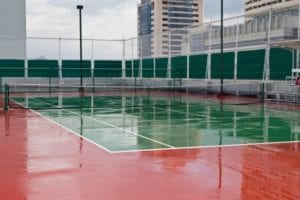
[111, 141, 300, 154]
[10, 99, 114, 154]
[65, 109, 175, 149]
[26, 98, 175, 149]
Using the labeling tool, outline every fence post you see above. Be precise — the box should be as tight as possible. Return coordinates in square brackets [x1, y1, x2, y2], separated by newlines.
[122, 37, 126, 79]
[24, 37, 28, 79]
[167, 30, 171, 79]
[131, 39, 134, 78]
[58, 37, 62, 80]
[234, 17, 239, 82]
[206, 20, 212, 81]
[153, 34, 156, 80]
[266, 8, 273, 82]
[139, 36, 143, 78]
[91, 39, 95, 87]
[187, 27, 190, 80]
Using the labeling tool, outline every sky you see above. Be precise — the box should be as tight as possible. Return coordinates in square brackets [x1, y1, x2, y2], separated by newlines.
[25, 0, 244, 59]
[26, 0, 245, 39]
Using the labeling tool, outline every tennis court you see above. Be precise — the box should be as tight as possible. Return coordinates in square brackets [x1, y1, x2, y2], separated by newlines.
[9, 92, 300, 153]
[0, 85, 299, 199]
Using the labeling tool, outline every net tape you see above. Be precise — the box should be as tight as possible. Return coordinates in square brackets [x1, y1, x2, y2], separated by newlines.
[4, 82, 264, 110]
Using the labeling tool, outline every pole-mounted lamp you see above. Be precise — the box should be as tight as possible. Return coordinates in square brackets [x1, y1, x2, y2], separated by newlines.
[77, 5, 84, 90]
[220, 0, 224, 96]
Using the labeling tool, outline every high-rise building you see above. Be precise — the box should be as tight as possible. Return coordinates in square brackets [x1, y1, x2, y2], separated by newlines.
[245, 0, 298, 16]
[138, 0, 203, 57]
[0, 0, 26, 59]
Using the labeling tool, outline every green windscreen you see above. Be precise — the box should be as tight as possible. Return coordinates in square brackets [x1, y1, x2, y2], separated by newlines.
[94, 60, 122, 78]
[171, 56, 187, 78]
[211, 52, 234, 79]
[270, 48, 293, 80]
[189, 54, 207, 79]
[0, 60, 24, 77]
[155, 57, 168, 78]
[62, 60, 91, 78]
[133, 60, 140, 78]
[125, 60, 133, 78]
[28, 60, 59, 78]
[237, 49, 265, 80]
[142, 58, 154, 78]
[125, 60, 139, 78]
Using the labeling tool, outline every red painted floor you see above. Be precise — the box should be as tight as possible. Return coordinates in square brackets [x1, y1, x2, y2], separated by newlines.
[0, 109, 299, 200]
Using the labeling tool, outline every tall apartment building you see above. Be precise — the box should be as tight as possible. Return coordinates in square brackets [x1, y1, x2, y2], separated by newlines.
[245, 0, 298, 16]
[138, 0, 203, 57]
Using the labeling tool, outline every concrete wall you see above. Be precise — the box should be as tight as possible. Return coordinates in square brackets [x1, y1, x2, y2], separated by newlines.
[0, 0, 26, 59]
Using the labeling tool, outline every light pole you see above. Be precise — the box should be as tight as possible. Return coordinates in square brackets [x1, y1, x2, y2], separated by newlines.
[220, 0, 224, 96]
[77, 5, 84, 90]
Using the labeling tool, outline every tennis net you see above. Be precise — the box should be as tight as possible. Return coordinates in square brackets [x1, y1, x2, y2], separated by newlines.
[3, 82, 264, 110]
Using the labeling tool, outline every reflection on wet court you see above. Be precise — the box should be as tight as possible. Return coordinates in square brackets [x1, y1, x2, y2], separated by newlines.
[12, 95, 300, 152]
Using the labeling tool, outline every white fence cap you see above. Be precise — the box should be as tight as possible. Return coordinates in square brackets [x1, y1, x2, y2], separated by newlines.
[292, 69, 300, 73]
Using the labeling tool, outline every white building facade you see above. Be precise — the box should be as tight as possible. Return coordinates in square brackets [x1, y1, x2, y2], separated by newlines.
[245, 0, 299, 16]
[183, 1, 300, 54]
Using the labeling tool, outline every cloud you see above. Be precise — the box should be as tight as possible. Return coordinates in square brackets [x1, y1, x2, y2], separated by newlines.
[27, 0, 139, 38]
[46, 0, 137, 16]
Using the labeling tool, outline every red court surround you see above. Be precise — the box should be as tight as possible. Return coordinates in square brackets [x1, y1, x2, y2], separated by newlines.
[0, 109, 299, 200]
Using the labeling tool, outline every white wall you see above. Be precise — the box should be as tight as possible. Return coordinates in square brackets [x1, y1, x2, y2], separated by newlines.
[0, 0, 26, 59]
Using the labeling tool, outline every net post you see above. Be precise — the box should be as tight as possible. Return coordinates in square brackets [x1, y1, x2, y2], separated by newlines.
[147, 87, 150, 98]
[4, 84, 9, 111]
[48, 65, 52, 94]
[173, 76, 175, 87]
[0, 77, 2, 94]
[260, 82, 265, 104]
[92, 75, 95, 93]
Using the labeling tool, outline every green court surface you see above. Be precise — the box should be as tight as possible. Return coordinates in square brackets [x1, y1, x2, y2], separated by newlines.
[12, 95, 300, 153]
